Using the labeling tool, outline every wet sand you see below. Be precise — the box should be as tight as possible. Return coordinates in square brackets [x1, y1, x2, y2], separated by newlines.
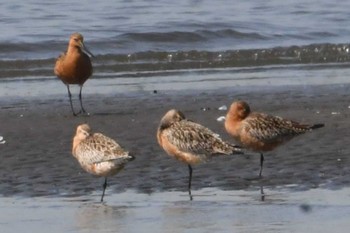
[1, 82, 350, 232]
[1, 83, 349, 195]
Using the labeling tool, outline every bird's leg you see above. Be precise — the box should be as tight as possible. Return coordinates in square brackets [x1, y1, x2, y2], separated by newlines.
[78, 85, 87, 114]
[259, 153, 264, 178]
[101, 177, 107, 202]
[188, 165, 193, 200]
[66, 85, 77, 116]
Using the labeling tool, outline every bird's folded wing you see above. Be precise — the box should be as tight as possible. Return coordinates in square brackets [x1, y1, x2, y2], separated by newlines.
[77, 133, 128, 164]
[245, 113, 309, 142]
[164, 120, 224, 155]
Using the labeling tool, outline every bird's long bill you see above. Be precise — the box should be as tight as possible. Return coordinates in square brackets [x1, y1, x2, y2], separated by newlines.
[80, 41, 94, 58]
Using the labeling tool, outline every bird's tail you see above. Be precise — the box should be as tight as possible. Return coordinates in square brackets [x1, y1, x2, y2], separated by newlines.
[109, 152, 135, 165]
[121, 151, 135, 161]
[217, 142, 244, 155]
[310, 123, 325, 130]
[230, 144, 244, 155]
[126, 153, 136, 161]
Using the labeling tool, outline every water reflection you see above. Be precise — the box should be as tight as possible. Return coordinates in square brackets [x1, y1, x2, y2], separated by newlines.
[74, 203, 127, 232]
[260, 184, 265, 202]
[2, 188, 350, 233]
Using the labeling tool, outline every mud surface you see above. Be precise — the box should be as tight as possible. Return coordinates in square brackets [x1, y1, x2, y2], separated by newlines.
[0, 84, 348, 198]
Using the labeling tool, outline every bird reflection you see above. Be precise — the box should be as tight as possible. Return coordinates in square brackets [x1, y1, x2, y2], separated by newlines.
[260, 184, 265, 202]
[75, 203, 126, 231]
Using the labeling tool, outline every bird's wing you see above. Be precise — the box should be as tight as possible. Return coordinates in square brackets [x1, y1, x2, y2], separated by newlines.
[244, 113, 311, 143]
[77, 133, 131, 164]
[164, 120, 238, 155]
[54, 52, 66, 75]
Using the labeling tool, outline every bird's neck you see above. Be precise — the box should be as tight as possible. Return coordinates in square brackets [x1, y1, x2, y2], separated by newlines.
[66, 46, 83, 58]
[225, 113, 242, 137]
[72, 135, 86, 157]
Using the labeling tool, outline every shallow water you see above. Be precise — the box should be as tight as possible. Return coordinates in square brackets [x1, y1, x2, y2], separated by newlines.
[1, 0, 350, 97]
[0, 0, 350, 67]
[1, 62, 350, 99]
[1, 0, 350, 55]
[1, 188, 350, 233]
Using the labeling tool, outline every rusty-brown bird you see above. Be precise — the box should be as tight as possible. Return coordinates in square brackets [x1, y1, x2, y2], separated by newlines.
[54, 33, 93, 116]
[157, 109, 242, 198]
[225, 100, 324, 178]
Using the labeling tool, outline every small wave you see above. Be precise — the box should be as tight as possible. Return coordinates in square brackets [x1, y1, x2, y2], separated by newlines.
[118, 29, 266, 43]
[198, 29, 267, 40]
[95, 43, 350, 72]
[120, 31, 205, 42]
[0, 43, 350, 80]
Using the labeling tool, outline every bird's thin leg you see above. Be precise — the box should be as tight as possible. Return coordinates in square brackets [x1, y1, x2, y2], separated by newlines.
[66, 85, 77, 116]
[101, 177, 107, 202]
[78, 85, 87, 114]
[188, 165, 193, 200]
[259, 153, 264, 178]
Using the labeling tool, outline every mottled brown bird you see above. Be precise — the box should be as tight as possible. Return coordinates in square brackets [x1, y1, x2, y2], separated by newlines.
[225, 100, 324, 177]
[54, 33, 93, 116]
[72, 124, 135, 202]
[157, 109, 242, 198]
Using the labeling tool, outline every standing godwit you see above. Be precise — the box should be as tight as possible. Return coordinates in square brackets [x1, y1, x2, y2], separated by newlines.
[157, 109, 242, 198]
[54, 33, 93, 116]
[72, 124, 135, 202]
[225, 100, 324, 178]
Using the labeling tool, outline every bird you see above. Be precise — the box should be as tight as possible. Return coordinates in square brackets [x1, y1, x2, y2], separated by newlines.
[72, 124, 135, 202]
[54, 33, 93, 116]
[225, 100, 324, 178]
[157, 109, 243, 199]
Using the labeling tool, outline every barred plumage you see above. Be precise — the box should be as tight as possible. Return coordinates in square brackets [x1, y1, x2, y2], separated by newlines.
[225, 100, 324, 177]
[157, 109, 242, 198]
[72, 124, 134, 202]
[243, 113, 315, 143]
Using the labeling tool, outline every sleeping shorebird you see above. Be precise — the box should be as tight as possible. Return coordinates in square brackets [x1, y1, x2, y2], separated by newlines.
[72, 124, 135, 202]
[225, 100, 324, 178]
[157, 109, 243, 198]
[54, 33, 93, 116]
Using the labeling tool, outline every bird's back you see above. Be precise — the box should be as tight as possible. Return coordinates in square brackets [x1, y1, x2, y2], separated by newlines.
[74, 133, 133, 176]
[239, 112, 323, 151]
[158, 119, 242, 164]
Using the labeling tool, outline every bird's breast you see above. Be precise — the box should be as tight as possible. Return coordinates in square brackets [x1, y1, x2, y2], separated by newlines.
[82, 162, 124, 177]
[55, 53, 92, 85]
[159, 132, 204, 165]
